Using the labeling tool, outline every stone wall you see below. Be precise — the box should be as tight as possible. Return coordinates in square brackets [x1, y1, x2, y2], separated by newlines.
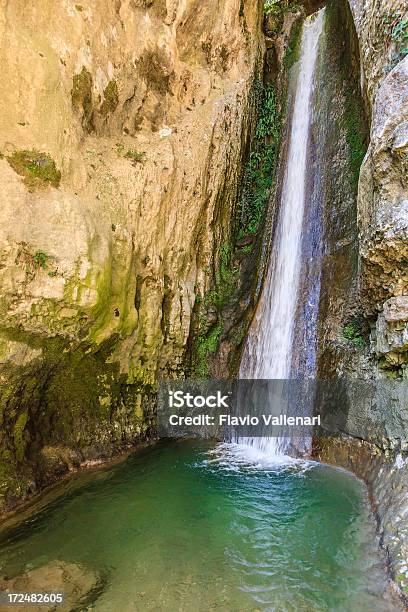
[349, 0, 408, 374]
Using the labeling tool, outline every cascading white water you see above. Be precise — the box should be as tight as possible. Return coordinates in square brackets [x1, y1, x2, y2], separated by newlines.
[238, 9, 325, 455]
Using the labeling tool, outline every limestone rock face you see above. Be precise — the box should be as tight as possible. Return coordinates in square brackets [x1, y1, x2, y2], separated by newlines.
[348, 0, 408, 366]
[0, 0, 263, 505]
[384, 296, 408, 323]
[374, 296, 408, 368]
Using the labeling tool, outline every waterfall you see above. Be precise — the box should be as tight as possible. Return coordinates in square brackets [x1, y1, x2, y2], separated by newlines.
[238, 9, 325, 455]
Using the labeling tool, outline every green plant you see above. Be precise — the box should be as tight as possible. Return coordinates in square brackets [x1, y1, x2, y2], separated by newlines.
[264, 0, 281, 15]
[116, 144, 146, 164]
[192, 243, 239, 377]
[33, 251, 50, 270]
[382, 11, 408, 70]
[283, 18, 303, 70]
[342, 320, 365, 348]
[194, 321, 223, 378]
[7, 150, 61, 190]
[16, 244, 53, 277]
[392, 17, 408, 48]
[124, 149, 146, 164]
[391, 16, 408, 61]
[238, 83, 281, 237]
[264, 0, 301, 16]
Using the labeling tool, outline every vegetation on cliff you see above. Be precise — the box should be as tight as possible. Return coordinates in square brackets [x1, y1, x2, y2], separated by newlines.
[6, 150, 61, 191]
[190, 75, 284, 379]
[238, 82, 281, 237]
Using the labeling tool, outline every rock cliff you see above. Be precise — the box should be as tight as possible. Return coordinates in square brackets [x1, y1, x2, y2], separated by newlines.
[0, 0, 263, 508]
[314, 0, 408, 600]
[350, 0, 408, 374]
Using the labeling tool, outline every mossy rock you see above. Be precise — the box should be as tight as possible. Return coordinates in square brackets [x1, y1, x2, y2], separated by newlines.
[71, 66, 94, 132]
[7, 150, 61, 191]
[100, 80, 119, 116]
[136, 49, 174, 95]
[283, 18, 303, 70]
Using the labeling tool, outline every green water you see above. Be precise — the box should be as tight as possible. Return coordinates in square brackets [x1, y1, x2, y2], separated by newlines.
[0, 441, 397, 611]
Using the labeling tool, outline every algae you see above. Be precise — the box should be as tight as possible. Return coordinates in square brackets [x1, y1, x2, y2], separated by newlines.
[100, 80, 119, 116]
[7, 150, 61, 190]
[71, 67, 94, 132]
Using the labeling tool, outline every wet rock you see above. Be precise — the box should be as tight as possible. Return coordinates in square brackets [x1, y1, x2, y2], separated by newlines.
[0, 561, 101, 611]
[313, 436, 408, 606]
[37, 446, 82, 487]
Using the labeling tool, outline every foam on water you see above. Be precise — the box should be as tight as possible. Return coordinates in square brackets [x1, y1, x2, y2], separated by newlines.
[207, 442, 316, 474]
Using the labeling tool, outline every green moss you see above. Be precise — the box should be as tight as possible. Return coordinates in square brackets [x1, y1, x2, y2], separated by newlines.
[0, 325, 154, 508]
[87, 254, 138, 343]
[194, 321, 223, 379]
[136, 49, 174, 95]
[7, 150, 61, 190]
[89, 264, 114, 342]
[13, 411, 29, 463]
[116, 144, 146, 164]
[124, 149, 146, 164]
[325, 0, 367, 189]
[72, 67, 94, 132]
[127, 363, 155, 387]
[203, 244, 239, 311]
[100, 80, 119, 116]
[191, 243, 239, 378]
[283, 18, 303, 70]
